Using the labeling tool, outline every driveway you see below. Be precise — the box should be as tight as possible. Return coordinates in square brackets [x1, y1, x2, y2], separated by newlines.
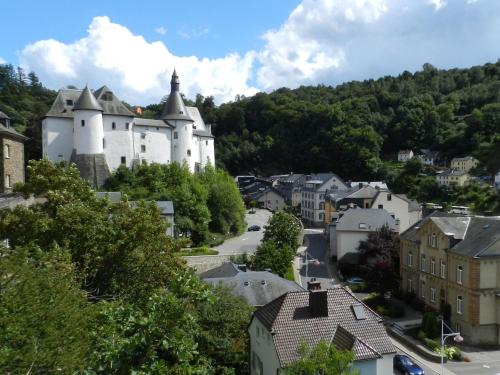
[215, 209, 272, 255]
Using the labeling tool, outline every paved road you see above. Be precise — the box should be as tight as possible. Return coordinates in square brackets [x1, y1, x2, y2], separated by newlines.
[298, 229, 337, 289]
[446, 358, 500, 375]
[215, 209, 272, 255]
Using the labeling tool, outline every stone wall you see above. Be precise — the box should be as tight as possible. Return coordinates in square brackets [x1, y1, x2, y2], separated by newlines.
[0, 136, 24, 193]
[183, 254, 244, 273]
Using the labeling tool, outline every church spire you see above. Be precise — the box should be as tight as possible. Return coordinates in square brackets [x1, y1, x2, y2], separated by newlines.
[161, 69, 193, 121]
[171, 69, 180, 92]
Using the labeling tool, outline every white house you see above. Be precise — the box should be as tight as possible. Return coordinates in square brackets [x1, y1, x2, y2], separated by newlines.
[248, 288, 395, 375]
[398, 149, 414, 162]
[330, 208, 396, 261]
[301, 173, 348, 227]
[42, 70, 214, 186]
[371, 190, 421, 232]
[248, 188, 286, 212]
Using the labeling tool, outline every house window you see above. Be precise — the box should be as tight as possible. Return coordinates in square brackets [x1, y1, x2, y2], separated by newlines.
[387, 193, 392, 201]
[408, 278, 413, 292]
[66, 99, 74, 106]
[112, 122, 116, 129]
[319, 202, 324, 210]
[408, 252, 413, 267]
[421, 254, 426, 272]
[187, 149, 191, 156]
[126, 122, 130, 130]
[421, 281, 425, 299]
[174, 131, 178, 139]
[319, 213, 324, 221]
[4, 144, 10, 158]
[430, 287, 436, 303]
[141, 145, 146, 153]
[440, 260, 446, 278]
[81, 119, 85, 127]
[120, 156, 126, 164]
[457, 296, 463, 314]
[431, 259, 436, 275]
[206, 140, 208, 145]
[102, 138, 105, 149]
[141, 133, 146, 139]
[5, 174, 11, 188]
[431, 233, 437, 248]
[378, 204, 383, 209]
[457, 266, 463, 285]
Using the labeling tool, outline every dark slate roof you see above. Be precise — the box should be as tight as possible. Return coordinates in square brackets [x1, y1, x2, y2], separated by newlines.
[253, 287, 395, 366]
[199, 262, 241, 279]
[161, 70, 193, 121]
[202, 263, 304, 306]
[449, 217, 500, 258]
[332, 325, 381, 361]
[93, 86, 135, 116]
[302, 173, 346, 192]
[0, 123, 28, 141]
[347, 185, 378, 199]
[278, 174, 304, 184]
[46, 86, 134, 118]
[0, 110, 10, 119]
[399, 211, 457, 242]
[74, 86, 104, 112]
[336, 209, 396, 232]
[325, 188, 357, 204]
[430, 216, 470, 239]
[133, 118, 173, 128]
[193, 129, 214, 138]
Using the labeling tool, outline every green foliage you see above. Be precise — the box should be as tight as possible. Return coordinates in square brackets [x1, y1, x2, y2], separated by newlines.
[0, 245, 92, 373]
[263, 211, 301, 251]
[106, 162, 246, 244]
[251, 240, 295, 277]
[421, 312, 440, 339]
[282, 340, 359, 375]
[176, 246, 219, 256]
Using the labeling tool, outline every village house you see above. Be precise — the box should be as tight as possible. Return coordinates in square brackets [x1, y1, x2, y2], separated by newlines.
[450, 156, 479, 173]
[300, 173, 348, 227]
[248, 287, 395, 375]
[371, 189, 421, 232]
[398, 149, 414, 162]
[400, 213, 500, 346]
[275, 173, 307, 206]
[200, 263, 304, 307]
[436, 169, 470, 188]
[0, 111, 27, 193]
[416, 149, 441, 166]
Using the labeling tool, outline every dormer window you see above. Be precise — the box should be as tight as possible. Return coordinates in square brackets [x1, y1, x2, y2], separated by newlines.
[66, 99, 74, 106]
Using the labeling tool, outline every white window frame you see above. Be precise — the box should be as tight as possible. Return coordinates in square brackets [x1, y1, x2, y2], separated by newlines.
[430, 287, 436, 303]
[457, 265, 463, 285]
[440, 260, 446, 279]
[431, 233, 438, 248]
[421, 281, 426, 299]
[408, 252, 413, 267]
[4, 144, 10, 159]
[5, 174, 11, 188]
[457, 296, 462, 314]
[421, 254, 426, 272]
[431, 258, 436, 275]
[408, 278, 413, 292]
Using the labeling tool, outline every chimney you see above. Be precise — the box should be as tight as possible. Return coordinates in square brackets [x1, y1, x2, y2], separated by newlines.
[309, 290, 328, 317]
[358, 182, 363, 189]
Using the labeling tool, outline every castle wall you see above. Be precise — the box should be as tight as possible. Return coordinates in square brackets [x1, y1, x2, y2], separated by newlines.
[42, 117, 73, 162]
[133, 125, 172, 166]
[74, 110, 104, 155]
[103, 115, 134, 170]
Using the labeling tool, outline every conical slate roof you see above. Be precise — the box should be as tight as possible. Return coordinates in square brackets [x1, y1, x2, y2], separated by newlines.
[73, 86, 104, 112]
[161, 70, 193, 121]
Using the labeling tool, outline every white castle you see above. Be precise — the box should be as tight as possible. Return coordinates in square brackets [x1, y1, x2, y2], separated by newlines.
[42, 70, 215, 186]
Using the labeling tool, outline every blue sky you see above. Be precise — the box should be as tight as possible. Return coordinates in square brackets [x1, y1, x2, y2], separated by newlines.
[2, 0, 500, 105]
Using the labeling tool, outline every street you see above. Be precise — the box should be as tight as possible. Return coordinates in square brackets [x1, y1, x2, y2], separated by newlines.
[215, 209, 272, 255]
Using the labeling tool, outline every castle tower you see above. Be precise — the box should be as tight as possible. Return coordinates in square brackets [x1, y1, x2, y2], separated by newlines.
[71, 86, 110, 187]
[161, 70, 195, 171]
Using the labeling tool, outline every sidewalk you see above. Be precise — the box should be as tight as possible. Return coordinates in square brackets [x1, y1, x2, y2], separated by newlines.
[293, 245, 307, 287]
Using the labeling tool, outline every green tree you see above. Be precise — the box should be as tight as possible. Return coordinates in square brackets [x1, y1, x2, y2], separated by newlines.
[282, 340, 359, 375]
[0, 245, 93, 374]
[251, 240, 295, 277]
[263, 211, 302, 251]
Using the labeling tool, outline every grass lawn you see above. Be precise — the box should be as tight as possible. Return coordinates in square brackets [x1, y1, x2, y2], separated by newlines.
[285, 264, 295, 281]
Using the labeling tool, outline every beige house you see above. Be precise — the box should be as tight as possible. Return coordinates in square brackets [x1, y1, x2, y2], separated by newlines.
[451, 156, 478, 173]
[436, 170, 470, 187]
[0, 111, 27, 193]
[400, 213, 500, 346]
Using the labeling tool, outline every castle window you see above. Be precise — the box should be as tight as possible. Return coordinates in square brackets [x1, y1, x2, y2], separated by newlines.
[125, 122, 130, 130]
[66, 99, 74, 106]
[174, 132, 178, 139]
[4, 144, 10, 159]
[457, 296, 462, 314]
[121, 156, 126, 164]
[112, 122, 116, 130]
[141, 133, 146, 139]
[187, 149, 191, 156]
[102, 138, 105, 149]
[81, 120, 85, 127]
[206, 140, 208, 145]
[5, 174, 11, 188]
[141, 145, 146, 153]
[387, 193, 392, 201]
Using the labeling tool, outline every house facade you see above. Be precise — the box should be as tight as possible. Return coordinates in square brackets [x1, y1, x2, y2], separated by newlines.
[398, 150, 414, 162]
[400, 214, 500, 346]
[249, 288, 395, 375]
[436, 170, 470, 187]
[42, 70, 214, 186]
[451, 156, 479, 173]
[0, 111, 27, 193]
[301, 173, 348, 227]
[371, 190, 421, 232]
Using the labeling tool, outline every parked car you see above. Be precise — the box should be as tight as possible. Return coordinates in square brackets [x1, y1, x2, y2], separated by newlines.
[346, 276, 365, 285]
[247, 225, 261, 231]
[393, 354, 425, 375]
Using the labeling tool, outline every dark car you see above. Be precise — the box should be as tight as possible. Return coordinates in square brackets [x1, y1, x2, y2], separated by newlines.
[247, 225, 261, 231]
[393, 354, 425, 375]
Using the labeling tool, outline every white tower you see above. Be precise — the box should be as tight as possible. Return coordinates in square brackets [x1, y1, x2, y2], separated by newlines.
[161, 70, 196, 171]
[73, 86, 105, 154]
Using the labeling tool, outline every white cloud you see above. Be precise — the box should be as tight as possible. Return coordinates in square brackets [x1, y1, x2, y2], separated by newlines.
[177, 27, 210, 39]
[154, 26, 167, 36]
[0, 57, 6, 64]
[20, 16, 257, 104]
[256, 0, 500, 90]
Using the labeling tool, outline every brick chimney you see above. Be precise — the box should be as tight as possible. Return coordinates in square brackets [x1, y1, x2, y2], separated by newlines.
[309, 290, 328, 317]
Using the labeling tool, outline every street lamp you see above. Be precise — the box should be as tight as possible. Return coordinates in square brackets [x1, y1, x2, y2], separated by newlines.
[440, 319, 463, 375]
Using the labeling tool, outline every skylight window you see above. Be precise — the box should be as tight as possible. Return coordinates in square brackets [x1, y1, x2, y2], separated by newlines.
[352, 304, 366, 320]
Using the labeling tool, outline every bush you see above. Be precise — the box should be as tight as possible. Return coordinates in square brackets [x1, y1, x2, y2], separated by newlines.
[433, 345, 463, 361]
[176, 247, 218, 256]
[422, 312, 440, 339]
[424, 338, 440, 352]
[417, 330, 427, 341]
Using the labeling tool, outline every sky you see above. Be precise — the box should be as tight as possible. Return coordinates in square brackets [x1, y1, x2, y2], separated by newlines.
[1, 0, 500, 105]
